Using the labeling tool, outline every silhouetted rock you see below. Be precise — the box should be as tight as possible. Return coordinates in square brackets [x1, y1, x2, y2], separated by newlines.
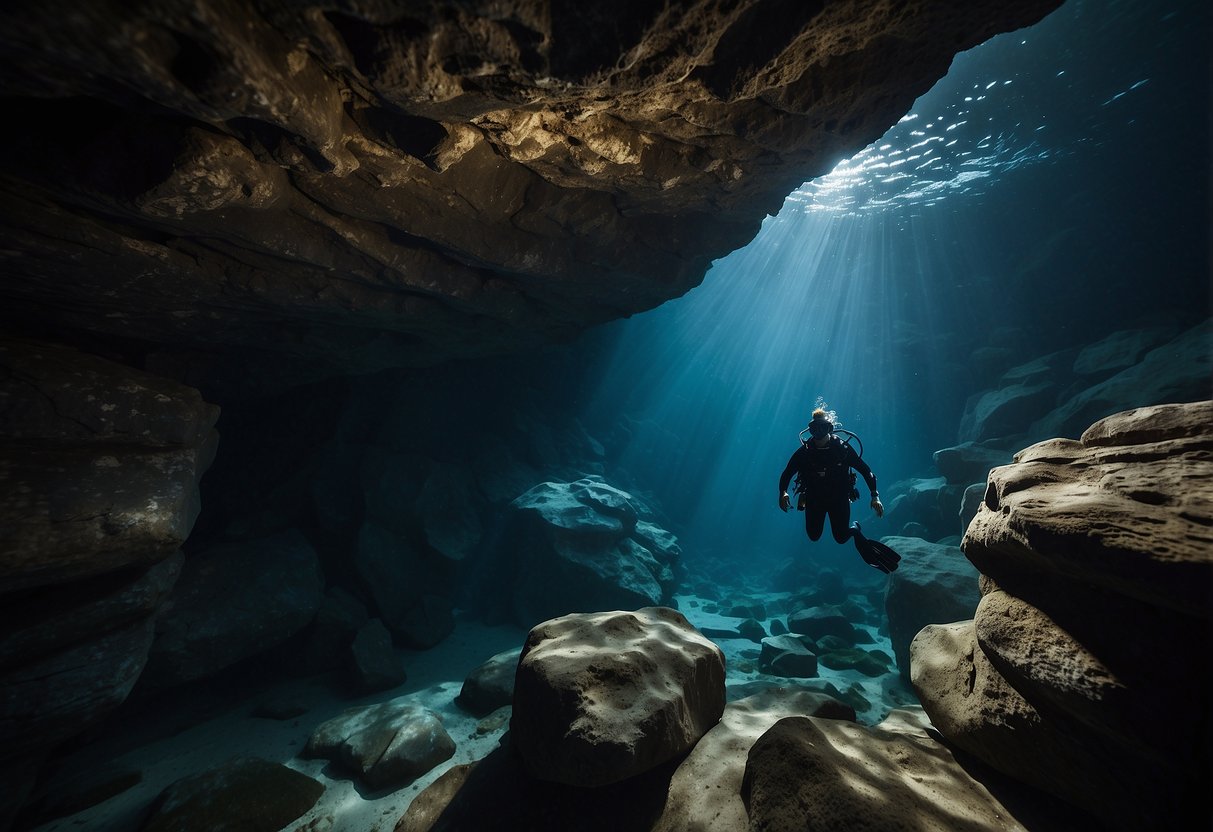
[141, 530, 324, 689]
[932, 441, 1013, 485]
[508, 478, 679, 625]
[349, 619, 407, 694]
[913, 401, 1213, 831]
[456, 648, 520, 717]
[141, 757, 322, 832]
[510, 607, 725, 787]
[1031, 321, 1212, 441]
[883, 536, 980, 679]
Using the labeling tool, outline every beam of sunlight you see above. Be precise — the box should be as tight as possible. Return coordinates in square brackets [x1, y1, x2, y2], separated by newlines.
[578, 0, 1208, 575]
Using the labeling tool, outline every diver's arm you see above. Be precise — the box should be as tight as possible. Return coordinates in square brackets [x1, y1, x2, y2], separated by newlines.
[778, 451, 799, 511]
[849, 448, 878, 497]
[848, 447, 884, 517]
[778, 452, 799, 495]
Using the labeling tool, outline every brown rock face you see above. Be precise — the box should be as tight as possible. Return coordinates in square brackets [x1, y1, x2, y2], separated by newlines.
[0, 1, 1060, 387]
[911, 401, 1213, 831]
[0, 338, 218, 826]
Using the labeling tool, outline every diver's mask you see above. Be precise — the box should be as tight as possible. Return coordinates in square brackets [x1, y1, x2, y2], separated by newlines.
[807, 419, 834, 440]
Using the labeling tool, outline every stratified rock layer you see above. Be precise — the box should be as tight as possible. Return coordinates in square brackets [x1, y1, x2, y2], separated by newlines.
[0, 337, 218, 829]
[912, 401, 1213, 832]
[0, 1, 1060, 389]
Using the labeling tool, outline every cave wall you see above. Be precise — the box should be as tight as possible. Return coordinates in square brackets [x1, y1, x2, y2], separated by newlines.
[0, 0, 1060, 392]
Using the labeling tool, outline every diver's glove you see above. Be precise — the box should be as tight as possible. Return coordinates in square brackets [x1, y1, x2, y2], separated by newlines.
[779, 492, 791, 512]
[870, 494, 884, 518]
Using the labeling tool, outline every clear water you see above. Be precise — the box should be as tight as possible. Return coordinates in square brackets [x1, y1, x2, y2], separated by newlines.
[577, 0, 1210, 575]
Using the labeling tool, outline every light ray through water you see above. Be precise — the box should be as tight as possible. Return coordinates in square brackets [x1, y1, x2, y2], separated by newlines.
[578, 0, 1208, 575]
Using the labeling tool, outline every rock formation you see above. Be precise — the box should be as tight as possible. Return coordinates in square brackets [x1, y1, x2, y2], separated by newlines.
[0, 338, 218, 829]
[0, 0, 1062, 391]
[508, 477, 681, 626]
[510, 607, 725, 787]
[911, 401, 1213, 831]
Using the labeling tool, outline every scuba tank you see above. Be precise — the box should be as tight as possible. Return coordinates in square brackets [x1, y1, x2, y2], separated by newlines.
[793, 426, 864, 505]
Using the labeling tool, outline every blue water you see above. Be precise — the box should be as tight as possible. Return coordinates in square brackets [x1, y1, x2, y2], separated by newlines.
[576, 0, 1210, 575]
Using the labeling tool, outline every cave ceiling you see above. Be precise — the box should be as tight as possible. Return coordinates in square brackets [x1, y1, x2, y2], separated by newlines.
[0, 0, 1061, 393]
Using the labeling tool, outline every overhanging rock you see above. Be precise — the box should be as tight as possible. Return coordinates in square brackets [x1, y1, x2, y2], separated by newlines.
[0, 0, 1060, 389]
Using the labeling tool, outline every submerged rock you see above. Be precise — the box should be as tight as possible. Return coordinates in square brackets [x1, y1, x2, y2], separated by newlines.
[508, 478, 680, 626]
[510, 607, 725, 787]
[913, 401, 1213, 831]
[456, 647, 521, 717]
[349, 618, 407, 693]
[141, 529, 325, 689]
[882, 536, 980, 679]
[141, 757, 322, 832]
[305, 699, 455, 790]
[741, 711, 1033, 831]
[758, 634, 818, 679]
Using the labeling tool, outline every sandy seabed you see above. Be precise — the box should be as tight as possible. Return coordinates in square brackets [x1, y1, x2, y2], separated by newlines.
[28, 592, 907, 832]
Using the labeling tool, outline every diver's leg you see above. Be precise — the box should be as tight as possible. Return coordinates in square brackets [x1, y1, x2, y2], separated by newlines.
[828, 498, 854, 544]
[805, 503, 825, 541]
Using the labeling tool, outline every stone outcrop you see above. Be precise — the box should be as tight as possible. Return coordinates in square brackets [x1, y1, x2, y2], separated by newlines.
[508, 477, 680, 626]
[0, 1, 1061, 390]
[510, 607, 725, 787]
[882, 536, 980, 679]
[0, 337, 218, 829]
[912, 401, 1213, 831]
[140, 529, 326, 689]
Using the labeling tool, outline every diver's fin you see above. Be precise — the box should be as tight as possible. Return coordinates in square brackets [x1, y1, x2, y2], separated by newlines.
[852, 525, 901, 573]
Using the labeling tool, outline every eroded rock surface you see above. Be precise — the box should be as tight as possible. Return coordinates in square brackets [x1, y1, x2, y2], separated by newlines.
[0, 1, 1061, 389]
[741, 711, 1032, 832]
[912, 401, 1213, 831]
[510, 606, 725, 787]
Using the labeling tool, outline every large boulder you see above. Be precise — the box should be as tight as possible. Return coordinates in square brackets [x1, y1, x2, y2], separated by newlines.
[508, 478, 679, 626]
[882, 536, 980, 679]
[651, 688, 854, 832]
[913, 401, 1213, 831]
[740, 711, 1039, 831]
[510, 607, 725, 787]
[141, 529, 325, 688]
[305, 699, 456, 790]
[399, 688, 853, 832]
[141, 757, 323, 832]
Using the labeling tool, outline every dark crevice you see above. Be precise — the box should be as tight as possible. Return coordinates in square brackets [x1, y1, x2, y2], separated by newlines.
[345, 104, 448, 169]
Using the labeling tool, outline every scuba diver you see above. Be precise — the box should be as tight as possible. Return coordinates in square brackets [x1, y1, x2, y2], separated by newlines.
[778, 407, 901, 573]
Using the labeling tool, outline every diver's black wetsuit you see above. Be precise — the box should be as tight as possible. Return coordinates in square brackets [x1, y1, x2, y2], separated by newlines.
[779, 438, 877, 544]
